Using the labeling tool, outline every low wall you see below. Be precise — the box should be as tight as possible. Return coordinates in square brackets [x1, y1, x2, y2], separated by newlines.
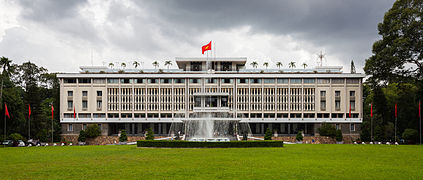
[61, 135, 146, 145]
[271, 135, 360, 144]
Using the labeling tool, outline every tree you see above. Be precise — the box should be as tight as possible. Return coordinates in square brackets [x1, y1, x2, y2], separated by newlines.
[119, 129, 128, 142]
[402, 128, 418, 144]
[318, 123, 336, 138]
[78, 130, 86, 142]
[146, 128, 154, 140]
[263, 62, 269, 69]
[121, 62, 126, 69]
[302, 62, 307, 69]
[164, 60, 172, 69]
[152, 61, 159, 69]
[296, 131, 303, 141]
[9, 133, 24, 141]
[133, 61, 140, 69]
[288, 62, 296, 69]
[336, 129, 343, 142]
[264, 128, 272, 140]
[364, 0, 423, 83]
[276, 62, 282, 69]
[85, 124, 101, 138]
[350, 60, 356, 74]
[250, 61, 258, 69]
[108, 63, 114, 69]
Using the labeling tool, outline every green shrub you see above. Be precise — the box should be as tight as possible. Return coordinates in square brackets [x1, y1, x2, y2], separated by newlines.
[146, 128, 154, 140]
[78, 130, 86, 142]
[120, 130, 128, 142]
[9, 133, 24, 142]
[264, 128, 272, 140]
[318, 123, 336, 138]
[402, 129, 418, 143]
[85, 124, 101, 138]
[296, 131, 303, 141]
[336, 129, 343, 142]
[137, 140, 284, 148]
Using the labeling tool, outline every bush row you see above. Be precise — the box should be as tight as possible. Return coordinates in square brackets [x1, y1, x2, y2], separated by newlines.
[137, 140, 284, 148]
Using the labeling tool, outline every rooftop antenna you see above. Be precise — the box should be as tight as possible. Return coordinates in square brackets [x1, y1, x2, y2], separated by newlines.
[317, 51, 326, 66]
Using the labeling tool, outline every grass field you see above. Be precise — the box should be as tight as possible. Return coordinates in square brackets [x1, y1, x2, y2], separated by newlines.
[1, 144, 422, 179]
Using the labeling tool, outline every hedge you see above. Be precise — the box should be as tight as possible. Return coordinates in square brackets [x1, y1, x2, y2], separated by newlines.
[137, 140, 284, 148]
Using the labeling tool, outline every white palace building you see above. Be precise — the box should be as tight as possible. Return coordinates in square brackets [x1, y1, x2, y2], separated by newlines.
[58, 57, 364, 140]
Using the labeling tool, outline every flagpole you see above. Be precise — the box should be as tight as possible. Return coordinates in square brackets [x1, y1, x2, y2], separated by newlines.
[51, 104, 54, 144]
[420, 100, 421, 145]
[28, 113, 30, 140]
[395, 104, 397, 143]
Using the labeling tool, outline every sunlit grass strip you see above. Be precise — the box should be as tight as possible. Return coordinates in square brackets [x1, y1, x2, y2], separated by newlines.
[137, 140, 284, 148]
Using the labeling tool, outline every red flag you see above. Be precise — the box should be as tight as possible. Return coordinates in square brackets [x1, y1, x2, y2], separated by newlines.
[419, 100, 421, 118]
[51, 105, 54, 120]
[5, 103, 9, 118]
[28, 104, 31, 119]
[73, 105, 76, 119]
[349, 102, 351, 118]
[395, 103, 397, 118]
[202, 41, 212, 54]
[370, 103, 373, 118]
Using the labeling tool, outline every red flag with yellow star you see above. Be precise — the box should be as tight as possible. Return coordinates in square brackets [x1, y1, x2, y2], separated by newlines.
[202, 41, 212, 54]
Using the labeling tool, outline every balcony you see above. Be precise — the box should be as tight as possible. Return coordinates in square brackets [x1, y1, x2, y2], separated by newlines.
[193, 92, 229, 96]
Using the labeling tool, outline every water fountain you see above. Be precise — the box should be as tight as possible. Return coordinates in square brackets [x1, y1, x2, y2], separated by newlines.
[168, 58, 252, 141]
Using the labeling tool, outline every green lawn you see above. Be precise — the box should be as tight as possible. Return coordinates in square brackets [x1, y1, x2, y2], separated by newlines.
[0, 144, 422, 179]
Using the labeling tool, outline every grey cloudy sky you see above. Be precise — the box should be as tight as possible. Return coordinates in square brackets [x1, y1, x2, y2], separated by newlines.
[0, 0, 395, 73]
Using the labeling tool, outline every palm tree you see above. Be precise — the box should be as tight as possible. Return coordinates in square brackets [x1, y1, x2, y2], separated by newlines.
[121, 62, 126, 69]
[133, 61, 140, 69]
[263, 62, 269, 69]
[288, 62, 296, 69]
[276, 62, 282, 69]
[250, 61, 258, 69]
[152, 61, 159, 69]
[164, 60, 172, 69]
[108, 62, 114, 69]
[302, 62, 308, 69]
[0, 57, 13, 77]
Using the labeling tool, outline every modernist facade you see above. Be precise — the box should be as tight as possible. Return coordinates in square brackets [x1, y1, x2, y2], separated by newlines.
[58, 57, 364, 138]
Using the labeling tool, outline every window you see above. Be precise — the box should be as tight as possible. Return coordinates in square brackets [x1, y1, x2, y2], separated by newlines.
[222, 78, 233, 84]
[263, 79, 275, 84]
[82, 91, 88, 96]
[317, 79, 330, 84]
[320, 91, 326, 97]
[190, 78, 200, 83]
[346, 79, 359, 84]
[135, 78, 144, 84]
[120, 78, 132, 84]
[67, 101, 73, 109]
[207, 78, 217, 84]
[350, 124, 355, 131]
[320, 101, 326, 111]
[64, 78, 76, 83]
[191, 62, 202, 71]
[250, 78, 261, 84]
[350, 91, 355, 97]
[332, 79, 344, 84]
[303, 79, 315, 84]
[335, 100, 341, 111]
[93, 79, 105, 84]
[290, 79, 302, 84]
[79, 113, 91, 118]
[277, 78, 289, 84]
[148, 79, 158, 83]
[336, 124, 340, 130]
[174, 79, 185, 84]
[82, 100, 88, 109]
[83, 124, 87, 130]
[161, 79, 171, 84]
[79, 78, 91, 83]
[93, 113, 106, 118]
[97, 91, 102, 96]
[238, 78, 249, 84]
[107, 79, 119, 84]
[221, 62, 232, 71]
[64, 113, 73, 118]
[350, 100, 356, 111]
[67, 91, 73, 97]
[97, 100, 102, 110]
[68, 124, 73, 131]
[335, 91, 340, 97]
[194, 97, 201, 107]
